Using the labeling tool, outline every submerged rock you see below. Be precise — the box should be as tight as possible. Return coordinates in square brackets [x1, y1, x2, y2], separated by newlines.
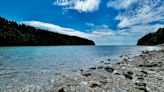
[89, 67, 96, 70]
[97, 66, 103, 69]
[100, 61, 104, 63]
[107, 59, 111, 61]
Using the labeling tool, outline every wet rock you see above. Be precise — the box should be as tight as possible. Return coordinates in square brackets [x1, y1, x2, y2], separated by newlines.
[123, 58, 128, 62]
[124, 74, 133, 80]
[134, 82, 147, 92]
[67, 84, 78, 86]
[104, 67, 114, 73]
[90, 83, 100, 88]
[58, 87, 65, 92]
[137, 76, 144, 80]
[158, 62, 162, 64]
[123, 71, 133, 80]
[114, 72, 121, 75]
[116, 62, 121, 65]
[140, 55, 143, 57]
[113, 70, 121, 75]
[138, 63, 161, 67]
[81, 73, 91, 77]
[138, 88, 147, 92]
[67, 84, 71, 86]
[143, 50, 149, 54]
[135, 82, 146, 87]
[127, 71, 133, 75]
[141, 70, 148, 75]
[132, 88, 147, 92]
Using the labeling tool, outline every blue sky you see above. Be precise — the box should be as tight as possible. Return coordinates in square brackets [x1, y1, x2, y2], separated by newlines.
[0, 0, 164, 45]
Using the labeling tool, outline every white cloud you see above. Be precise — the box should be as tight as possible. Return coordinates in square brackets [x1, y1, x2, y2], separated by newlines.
[107, 0, 136, 9]
[107, 0, 164, 28]
[22, 21, 91, 38]
[105, 0, 164, 45]
[22, 21, 118, 44]
[129, 24, 164, 34]
[91, 23, 164, 45]
[53, 0, 100, 12]
[22, 21, 115, 37]
[22, 21, 164, 45]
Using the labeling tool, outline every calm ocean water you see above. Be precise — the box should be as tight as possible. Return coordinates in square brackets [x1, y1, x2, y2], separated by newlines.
[0, 46, 162, 91]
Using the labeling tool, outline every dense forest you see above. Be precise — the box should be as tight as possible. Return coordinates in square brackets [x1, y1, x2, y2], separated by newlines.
[0, 17, 95, 46]
[137, 28, 164, 45]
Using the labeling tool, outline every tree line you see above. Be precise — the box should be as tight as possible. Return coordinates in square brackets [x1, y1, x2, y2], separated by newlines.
[0, 17, 95, 46]
[137, 28, 164, 45]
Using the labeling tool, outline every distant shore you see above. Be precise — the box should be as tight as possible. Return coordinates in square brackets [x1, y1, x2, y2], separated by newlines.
[54, 49, 164, 92]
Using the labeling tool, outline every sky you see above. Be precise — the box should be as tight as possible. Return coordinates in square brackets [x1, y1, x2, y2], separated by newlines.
[0, 0, 164, 45]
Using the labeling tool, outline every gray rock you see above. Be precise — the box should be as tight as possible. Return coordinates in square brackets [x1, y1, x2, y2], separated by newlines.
[58, 87, 65, 92]
[104, 67, 114, 73]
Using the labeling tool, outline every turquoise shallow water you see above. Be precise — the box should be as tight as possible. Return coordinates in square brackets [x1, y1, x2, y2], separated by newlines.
[0, 46, 162, 91]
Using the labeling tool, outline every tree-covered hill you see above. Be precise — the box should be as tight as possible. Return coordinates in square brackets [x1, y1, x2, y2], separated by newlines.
[137, 28, 164, 45]
[0, 17, 95, 46]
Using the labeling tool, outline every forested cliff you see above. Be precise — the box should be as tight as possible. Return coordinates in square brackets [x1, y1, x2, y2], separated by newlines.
[0, 17, 95, 46]
[137, 28, 164, 45]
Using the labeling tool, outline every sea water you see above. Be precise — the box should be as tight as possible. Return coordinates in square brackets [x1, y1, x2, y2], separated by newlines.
[0, 46, 162, 91]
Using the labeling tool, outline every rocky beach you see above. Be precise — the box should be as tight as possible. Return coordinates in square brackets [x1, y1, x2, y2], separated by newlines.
[1, 0, 164, 91]
[1, 49, 164, 92]
[53, 50, 164, 92]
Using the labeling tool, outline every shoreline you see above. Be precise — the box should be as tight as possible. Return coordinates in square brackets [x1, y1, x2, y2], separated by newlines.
[1, 49, 164, 92]
[56, 50, 164, 92]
